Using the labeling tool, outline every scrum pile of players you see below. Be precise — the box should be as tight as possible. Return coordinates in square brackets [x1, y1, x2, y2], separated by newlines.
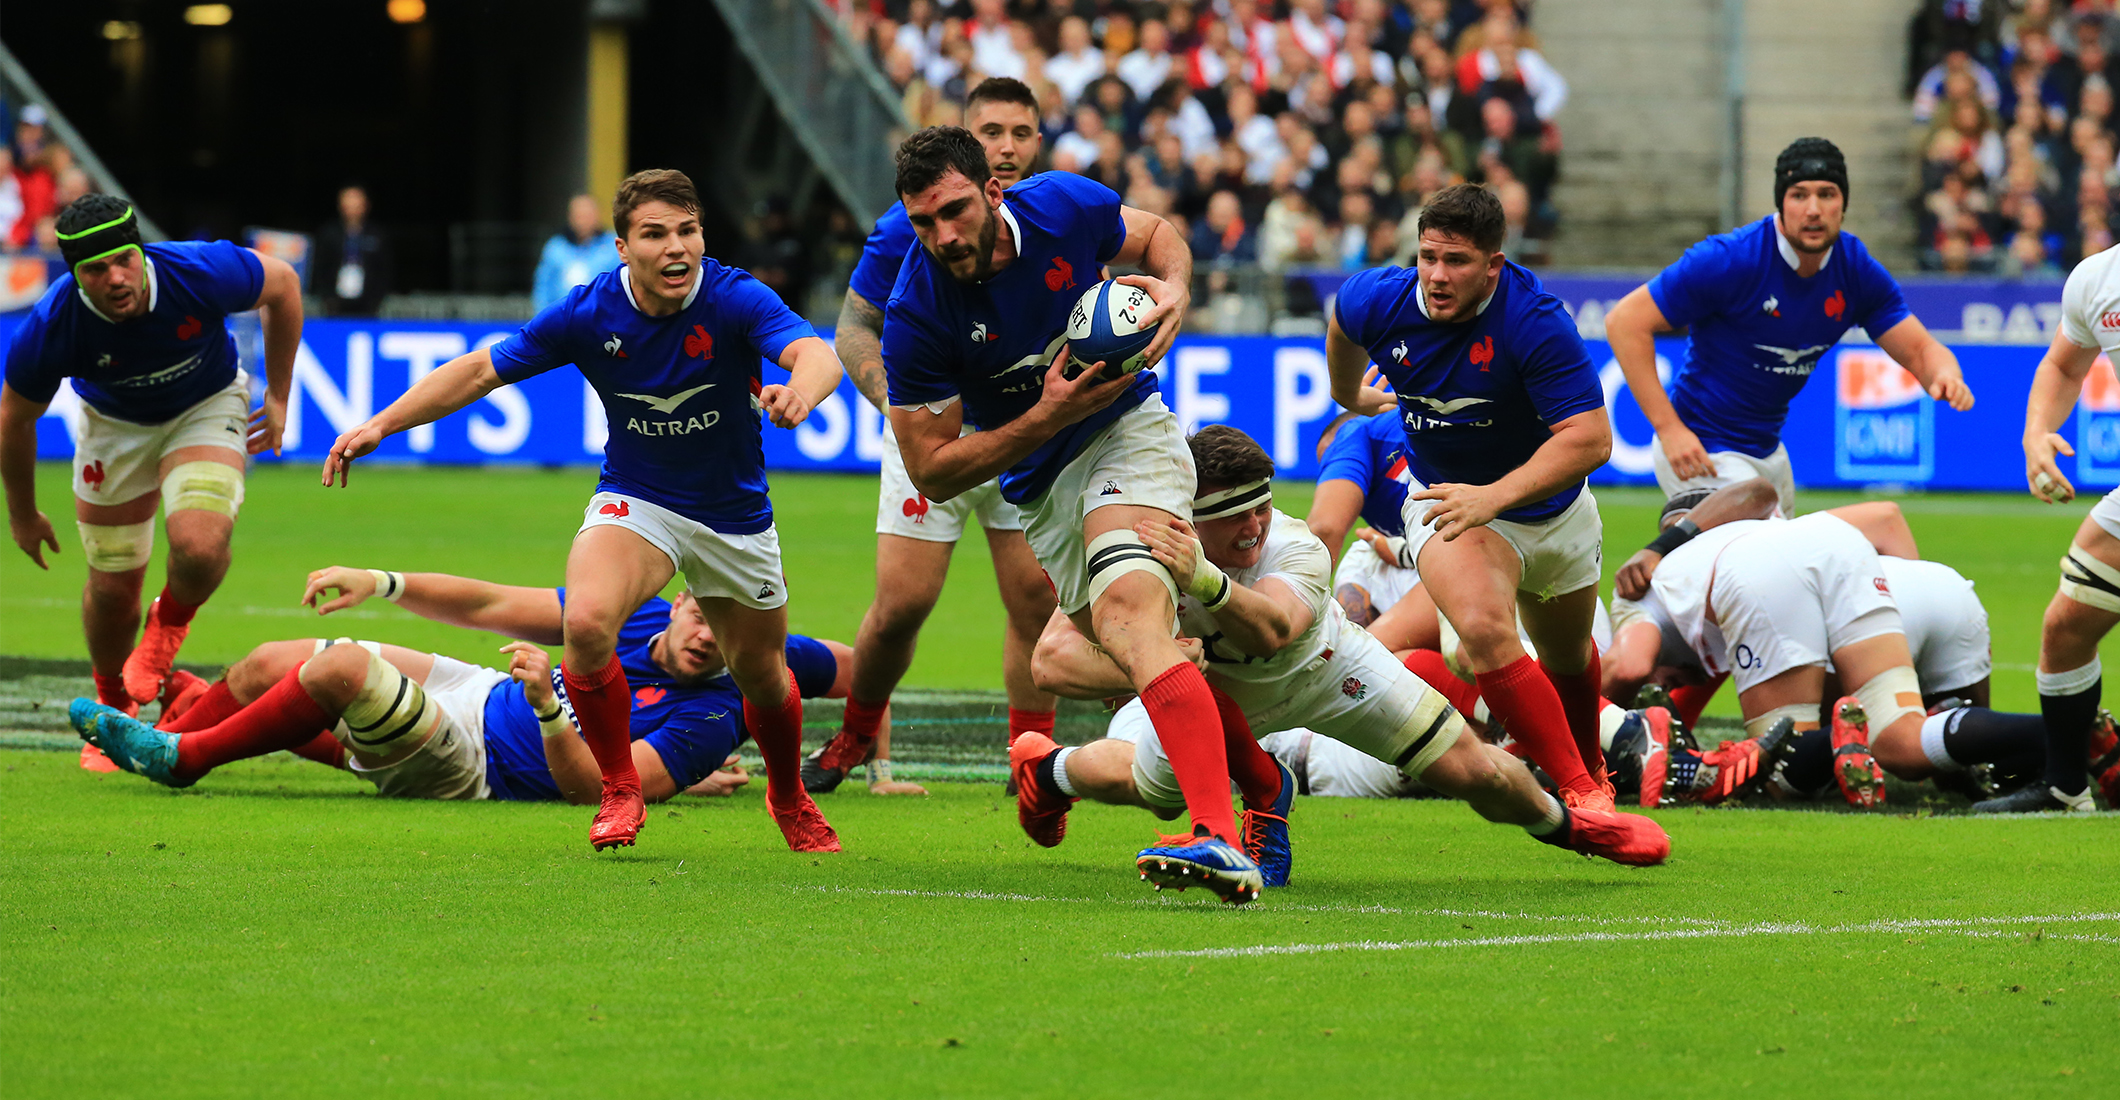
[7, 81, 2114, 910]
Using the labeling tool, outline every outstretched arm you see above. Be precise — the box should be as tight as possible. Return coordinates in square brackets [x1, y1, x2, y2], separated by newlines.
[322, 347, 502, 486]
[1612, 477, 1780, 599]
[1605, 285, 1712, 480]
[1136, 517, 1312, 659]
[836, 290, 889, 412]
[0, 383, 57, 569]
[247, 251, 304, 456]
[303, 566, 564, 644]
[2023, 330, 2104, 503]
[1326, 313, 1395, 415]
[1875, 315, 1974, 412]
[759, 335, 845, 429]
[1414, 406, 1611, 543]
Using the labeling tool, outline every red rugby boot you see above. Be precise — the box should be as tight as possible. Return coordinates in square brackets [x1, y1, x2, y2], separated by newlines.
[769, 794, 842, 853]
[122, 597, 192, 704]
[1561, 807, 1670, 867]
[158, 670, 210, 727]
[589, 780, 645, 850]
[80, 743, 121, 772]
[2086, 709, 2120, 807]
[1009, 730, 1073, 848]
[1830, 696, 1886, 808]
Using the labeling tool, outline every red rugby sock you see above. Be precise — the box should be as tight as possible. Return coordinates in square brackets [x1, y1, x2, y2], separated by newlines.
[1669, 682, 1719, 729]
[744, 668, 806, 809]
[159, 680, 241, 732]
[1007, 706, 1056, 749]
[153, 585, 202, 629]
[561, 655, 639, 792]
[93, 672, 130, 710]
[1403, 649, 1481, 715]
[1212, 688, 1283, 809]
[1476, 656, 1592, 795]
[1543, 649, 1606, 777]
[291, 732, 348, 770]
[1140, 662, 1238, 842]
[174, 667, 333, 781]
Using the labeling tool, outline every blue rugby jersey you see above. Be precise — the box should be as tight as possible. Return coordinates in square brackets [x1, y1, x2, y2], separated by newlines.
[488, 260, 816, 533]
[1333, 260, 1605, 523]
[848, 201, 917, 307]
[1647, 216, 1911, 458]
[481, 590, 838, 800]
[6, 240, 263, 424]
[1316, 412, 1414, 538]
[881, 171, 1156, 505]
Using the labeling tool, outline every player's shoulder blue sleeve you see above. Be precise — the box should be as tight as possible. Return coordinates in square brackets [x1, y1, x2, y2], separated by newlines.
[1331, 266, 1388, 349]
[166, 240, 265, 314]
[1645, 230, 1742, 329]
[1316, 416, 1378, 486]
[1844, 235, 1913, 339]
[848, 204, 916, 307]
[715, 262, 817, 363]
[881, 278, 959, 408]
[2, 291, 64, 404]
[1026, 171, 1126, 263]
[785, 634, 839, 698]
[1512, 286, 1606, 425]
[641, 697, 744, 792]
[489, 286, 588, 384]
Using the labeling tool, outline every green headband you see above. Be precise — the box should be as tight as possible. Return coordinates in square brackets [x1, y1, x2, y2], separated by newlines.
[57, 206, 144, 279]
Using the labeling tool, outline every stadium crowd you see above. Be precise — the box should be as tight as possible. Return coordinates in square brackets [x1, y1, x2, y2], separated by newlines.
[851, 0, 1566, 269]
[0, 103, 91, 256]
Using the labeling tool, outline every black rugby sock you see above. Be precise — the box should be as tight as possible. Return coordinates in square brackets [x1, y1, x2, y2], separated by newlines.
[1939, 708, 2047, 778]
[1778, 728, 1834, 797]
[2039, 678, 2100, 795]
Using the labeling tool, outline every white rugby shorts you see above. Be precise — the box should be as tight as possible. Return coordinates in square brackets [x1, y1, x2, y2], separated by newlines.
[579, 491, 788, 609]
[345, 654, 507, 801]
[1021, 394, 1195, 614]
[1111, 628, 1459, 809]
[1881, 557, 1992, 696]
[2091, 487, 2120, 543]
[1332, 535, 1421, 614]
[1653, 442, 1795, 514]
[875, 423, 1022, 541]
[71, 371, 250, 505]
[1708, 513, 1902, 693]
[1401, 485, 1603, 601]
[1259, 728, 1430, 799]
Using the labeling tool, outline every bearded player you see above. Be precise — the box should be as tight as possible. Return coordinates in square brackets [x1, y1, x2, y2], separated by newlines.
[807, 78, 1058, 790]
[882, 127, 1271, 900]
[2, 194, 303, 771]
[1326, 184, 1617, 812]
[321, 170, 845, 852]
[1605, 137, 1972, 510]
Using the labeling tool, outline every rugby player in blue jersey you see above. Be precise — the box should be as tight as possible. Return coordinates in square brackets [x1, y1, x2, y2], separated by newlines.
[1306, 408, 1434, 647]
[319, 170, 846, 853]
[882, 127, 1272, 901]
[807, 78, 1059, 793]
[1326, 186, 1659, 855]
[70, 565, 851, 806]
[1606, 137, 1973, 510]
[2, 194, 304, 770]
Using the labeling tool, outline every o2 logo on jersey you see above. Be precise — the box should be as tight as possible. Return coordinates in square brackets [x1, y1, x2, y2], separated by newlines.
[2074, 354, 2120, 487]
[1834, 350, 1931, 483]
[1732, 644, 1761, 671]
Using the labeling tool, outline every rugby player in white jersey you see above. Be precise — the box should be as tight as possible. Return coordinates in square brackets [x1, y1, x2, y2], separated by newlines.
[1981, 242, 2120, 811]
[1025, 426, 1670, 876]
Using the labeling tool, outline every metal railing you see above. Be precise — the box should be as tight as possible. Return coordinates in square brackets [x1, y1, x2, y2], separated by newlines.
[705, 0, 910, 225]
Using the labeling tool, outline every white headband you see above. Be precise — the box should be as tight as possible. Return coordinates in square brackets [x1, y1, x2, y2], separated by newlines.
[1193, 478, 1272, 521]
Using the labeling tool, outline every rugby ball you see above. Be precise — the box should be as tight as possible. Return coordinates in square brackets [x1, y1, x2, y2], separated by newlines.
[1062, 279, 1158, 381]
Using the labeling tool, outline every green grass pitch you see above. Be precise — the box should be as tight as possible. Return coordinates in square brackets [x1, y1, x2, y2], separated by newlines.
[2, 463, 2117, 1097]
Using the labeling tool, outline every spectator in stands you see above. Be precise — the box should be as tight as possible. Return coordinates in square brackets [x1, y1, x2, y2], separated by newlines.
[894, 0, 942, 75]
[1913, 47, 2003, 123]
[1045, 16, 1105, 105]
[314, 184, 391, 317]
[1052, 104, 1107, 173]
[1455, 10, 1568, 125]
[532, 194, 619, 311]
[1190, 189, 1258, 264]
[1258, 168, 1328, 271]
[0, 147, 19, 251]
[1227, 85, 1285, 184]
[968, 0, 1025, 80]
[1152, 77, 1219, 162]
[1119, 19, 1175, 101]
[8, 107, 58, 252]
[2002, 220, 2065, 278]
[1085, 76, 1142, 147]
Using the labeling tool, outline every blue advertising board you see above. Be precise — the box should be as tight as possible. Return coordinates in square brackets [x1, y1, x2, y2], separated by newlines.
[2, 314, 2091, 494]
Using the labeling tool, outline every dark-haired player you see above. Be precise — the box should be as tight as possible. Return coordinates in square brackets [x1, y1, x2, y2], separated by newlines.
[881, 126, 1268, 900]
[1605, 137, 1973, 511]
[808, 78, 1058, 791]
[1, 194, 304, 770]
[321, 170, 846, 852]
[1327, 184, 1638, 824]
[72, 564, 852, 805]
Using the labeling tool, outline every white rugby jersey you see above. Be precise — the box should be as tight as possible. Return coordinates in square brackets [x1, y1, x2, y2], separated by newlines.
[2060, 244, 2120, 355]
[1175, 509, 1341, 712]
[1637, 518, 1767, 677]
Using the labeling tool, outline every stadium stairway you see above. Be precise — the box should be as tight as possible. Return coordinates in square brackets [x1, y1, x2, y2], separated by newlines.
[1543, 0, 1915, 272]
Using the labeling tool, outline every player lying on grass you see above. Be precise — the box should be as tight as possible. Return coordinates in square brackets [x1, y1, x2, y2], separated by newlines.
[1602, 482, 2058, 807]
[2, 195, 303, 773]
[807, 77, 1058, 794]
[1018, 425, 1669, 886]
[68, 566, 874, 807]
[322, 170, 844, 853]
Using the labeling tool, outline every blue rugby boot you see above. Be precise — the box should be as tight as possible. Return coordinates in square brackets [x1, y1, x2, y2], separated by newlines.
[69, 698, 193, 788]
[1136, 829, 1264, 905]
[1240, 758, 1295, 887]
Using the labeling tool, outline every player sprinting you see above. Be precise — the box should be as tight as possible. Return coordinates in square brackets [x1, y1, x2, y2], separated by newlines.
[1980, 239, 2120, 812]
[321, 170, 846, 852]
[806, 78, 1058, 792]
[880, 126, 1266, 900]
[1325, 184, 1617, 812]
[1605, 137, 1973, 510]
[1028, 426, 1668, 874]
[1, 194, 303, 771]
[71, 565, 850, 803]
